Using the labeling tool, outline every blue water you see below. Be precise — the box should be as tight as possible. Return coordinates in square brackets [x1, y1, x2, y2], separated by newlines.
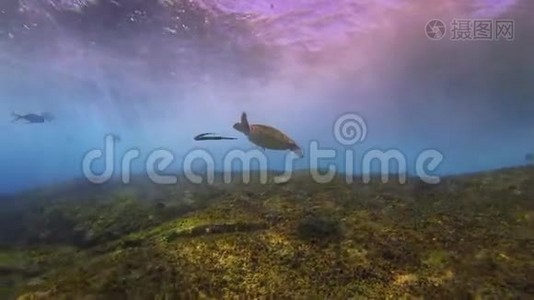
[0, 0, 533, 194]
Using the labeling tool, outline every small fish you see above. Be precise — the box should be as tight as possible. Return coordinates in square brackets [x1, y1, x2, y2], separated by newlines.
[526, 153, 534, 161]
[163, 27, 177, 34]
[11, 112, 53, 124]
[194, 133, 236, 141]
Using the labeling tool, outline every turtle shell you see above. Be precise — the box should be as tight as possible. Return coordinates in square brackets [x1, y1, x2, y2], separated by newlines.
[248, 124, 298, 150]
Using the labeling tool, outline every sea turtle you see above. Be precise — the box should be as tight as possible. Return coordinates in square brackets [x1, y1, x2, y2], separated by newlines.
[233, 112, 303, 157]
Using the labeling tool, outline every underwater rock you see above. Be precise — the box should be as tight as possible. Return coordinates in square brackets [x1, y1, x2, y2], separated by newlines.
[262, 211, 285, 224]
[506, 185, 522, 195]
[118, 237, 144, 249]
[165, 222, 268, 241]
[273, 174, 291, 185]
[296, 215, 342, 242]
[182, 190, 195, 206]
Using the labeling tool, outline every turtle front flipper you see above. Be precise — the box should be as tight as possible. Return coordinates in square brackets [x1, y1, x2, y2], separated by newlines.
[241, 112, 250, 133]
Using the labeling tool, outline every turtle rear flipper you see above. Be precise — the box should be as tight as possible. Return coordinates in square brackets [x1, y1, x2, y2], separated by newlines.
[290, 144, 304, 158]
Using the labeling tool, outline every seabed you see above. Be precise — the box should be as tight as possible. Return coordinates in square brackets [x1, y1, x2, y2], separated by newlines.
[0, 167, 532, 299]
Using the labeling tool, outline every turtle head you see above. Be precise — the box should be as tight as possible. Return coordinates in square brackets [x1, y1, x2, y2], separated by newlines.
[233, 122, 249, 135]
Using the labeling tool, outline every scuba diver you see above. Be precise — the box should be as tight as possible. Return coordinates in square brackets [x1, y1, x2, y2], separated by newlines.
[11, 112, 54, 124]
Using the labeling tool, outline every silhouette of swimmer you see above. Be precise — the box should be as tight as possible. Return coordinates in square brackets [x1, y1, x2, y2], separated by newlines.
[12, 112, 54, 124]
